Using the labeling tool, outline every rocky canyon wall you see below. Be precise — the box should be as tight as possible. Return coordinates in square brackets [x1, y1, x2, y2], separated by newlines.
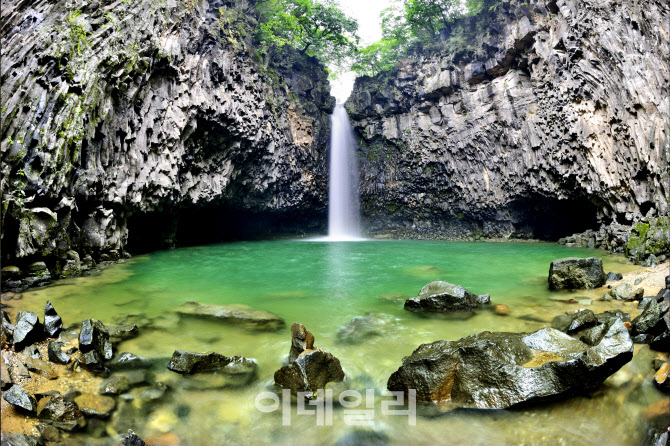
[346, 0, 669, 241]
[1, 0, 334, 280]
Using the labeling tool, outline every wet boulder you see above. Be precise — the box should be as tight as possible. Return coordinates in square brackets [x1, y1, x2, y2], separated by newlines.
[79, 319, 113, 360]
[275, 324, 345, 396]
[404, 281, 490, 312]
[37, 394, 86, 429]
[289, 323, 315, 362]
[43, 301, 63, 338]
[604, 283, 632, 300]
[167, 351, 257, 387]
[48, 341, 71, 365]
[79, 350, 109, 376]
[13, 311, 43, 351]
[595, 310, 630, 325]
[175, 301, 284, 331]
[631, 300, 666, 337]
[337, 313, 394, 344]
[3, 385, 37, 414]
[551, 309, 597, 334]
[548, 257, 606, 290]
[387, 319, 632, 408]
[605, 272, 623, 281]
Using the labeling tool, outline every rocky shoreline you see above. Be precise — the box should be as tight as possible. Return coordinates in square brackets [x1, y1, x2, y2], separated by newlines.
[1, 256, 668, 445]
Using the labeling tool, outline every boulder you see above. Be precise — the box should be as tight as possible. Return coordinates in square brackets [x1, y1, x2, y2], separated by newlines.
[79, 319, 113, 360]
[48, 341, 71, 365]
[604, 283, 632, 300]
[74, 393, 117, 418]
[79, 350, 109, 376]
[595, 310, 630, 325]
[387, 319, 632, 408]
[13, 311, 43, 351]
[43, 301, 63, 337]
[274, 349, 346, 397]
[175, 301, 284, 331]
[107, 352, 152, 371]
[337, 313, 394, 344]
[404, 281, 490, 312]
[37, 394, 86, 429]
[548, 257, 606, 290]
[167, 350, 257, 387]
[551, 309, 597, 334]
[631, 300, 666, 336]
[289, 323, 315, 362]
[3, 385, 37, 414]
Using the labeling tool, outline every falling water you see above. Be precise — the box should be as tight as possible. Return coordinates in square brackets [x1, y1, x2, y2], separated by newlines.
[328, 104, 362, 240]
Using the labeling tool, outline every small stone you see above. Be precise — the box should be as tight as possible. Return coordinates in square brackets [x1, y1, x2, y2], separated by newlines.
[3, 385, 37, 414]
[79, 319, 113, 360]
[493, 304, 510, 316]
[1, 266, 21, 280]
[634, 277, 643, 285]
[1, 354, 12, 390]
[23, 357, 57, 379]
[48, 340, 71, 365]
[605, 272, 623, 281]
[43, 301, 63, 338]
[100, 376, 130, 395]
[74, 393, 117, 418]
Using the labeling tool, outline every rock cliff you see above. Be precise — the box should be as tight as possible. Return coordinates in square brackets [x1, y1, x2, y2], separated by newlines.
[1, 0, 334, 277]
[346, 0, 669, 240]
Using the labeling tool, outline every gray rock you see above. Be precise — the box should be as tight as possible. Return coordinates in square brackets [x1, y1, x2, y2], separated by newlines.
[167, 350, 257, 387]
[595, 310, 630, 325]
[337, 313, 394, 344]
[0, 432, 44, 446]
[79, 319, 113, 360]
[37, 394, 86, 429]
[175, 301, 285, 331]
[107, 352, 151, 371]
[548, 257, 606, 290]
[47, 341, 70, 365]
[1, 354, 12, 390]
[79, 350, 109, 376]
[107, 324, 139, 343]
[274, 349, 346, 397]
[13, 311, 43, 351]
[121, 430, 147, 446]
[605, 272, 623, 281]
[100, 376, 130, 395]
[387, 319, 633, 408]
[3, 385, 37, 414]
[404, 281, 490, 312]
[631, 300, 665, 336]
[604, 283, 632, 300]
[43, 301, 63, 338]
[551, 309, 597, 334]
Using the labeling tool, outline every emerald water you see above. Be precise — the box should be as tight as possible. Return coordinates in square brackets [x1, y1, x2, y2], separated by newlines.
[9, 240, 661, 445]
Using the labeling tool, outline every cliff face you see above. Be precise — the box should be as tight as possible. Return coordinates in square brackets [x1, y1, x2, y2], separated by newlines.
[346, 0, 669, 240]
[1, 0, 334, 273]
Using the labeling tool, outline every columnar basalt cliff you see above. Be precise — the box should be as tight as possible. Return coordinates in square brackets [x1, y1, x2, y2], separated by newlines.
[346, 0, 669, 241]
[1, 0, 334, 281]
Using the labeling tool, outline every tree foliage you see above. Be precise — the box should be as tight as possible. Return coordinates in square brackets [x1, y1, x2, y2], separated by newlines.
[352, 0, 485, 77]
[252, 0, 359, 69]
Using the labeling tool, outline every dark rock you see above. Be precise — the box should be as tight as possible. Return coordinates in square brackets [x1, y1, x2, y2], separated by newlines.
[551, 309, 597, 334]
[595, 310, 630, 325]
[36, 424, 61, 442]
[43, 301, 63, 338]
[13, 311, 43, 351]
[100, 376, 130, 395]
[74, 393, 117, 418]
[653, 362, 669, 392]
[37, 394, 86, 429]
[79, 319, 113, 360]
[337, 313, 394, 344]
[579, 324, 608, 346]
[107, 324, 139, 343]
[548, 257, 606, 290]
[121, 430, 147, 446]
[643, 254, 660, 267]
[650, 330, 670, 352]
[631, 300, 665, 336]
[0, 432, 44, 446]
[167, 350, 257, 387]
[404, 281, 490, 312]
[274, 349, 346, 397]
[334, 430, 389, 446]
[632, 334, 654, 344]
[638, 298, 654, 309]
[79, 350, 109, 376]
[58, 330, 79, 343]
[605, 272, 623, 281]
[641, 429, 669, 446]
[656, 288, 670, 302]
[1, 355, 12, 390]
[1, 310, 13, 348]
[289, 323, 315, 362]
[387, 319, 632, 408]
[3, 385, 37, 414]
[175, 301, 285, 331]
[666, 276, 670, 289]
[48, 341, 71, 365]
[108, 352, 152, 370]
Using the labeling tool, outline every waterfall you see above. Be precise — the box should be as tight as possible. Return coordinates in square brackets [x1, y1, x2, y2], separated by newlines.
[328, 104, 362, 240]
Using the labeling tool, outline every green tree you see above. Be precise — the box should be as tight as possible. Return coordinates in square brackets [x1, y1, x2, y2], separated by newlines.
[253, 0, 359, 69]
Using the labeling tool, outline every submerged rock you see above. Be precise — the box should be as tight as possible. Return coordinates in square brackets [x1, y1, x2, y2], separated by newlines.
[387, 319, 633, 408]
[37, 394, 86, 429]
[175, 301, 285, 331]
[79, 319, 113, 360]
[100, 376, 131, 395]
[337, 313, 394, 344]
[551, 309, 597, 334]
[74, 393, 117, 418]
[107, 324, 139, 344]
[3, 385, 37, 414]
[167, 350, 257, 387]
[107, 352, 152, 371]
[0, 432, 44, 446]
[289, 323, 315, 362]
[43, 301, 63, 338]
[548, 257, 606, 290]
[334, 430, 389, 446]
[604, 283, 633, 300]
[13, 311, 43, 351]
[404, 281, 490, 312]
